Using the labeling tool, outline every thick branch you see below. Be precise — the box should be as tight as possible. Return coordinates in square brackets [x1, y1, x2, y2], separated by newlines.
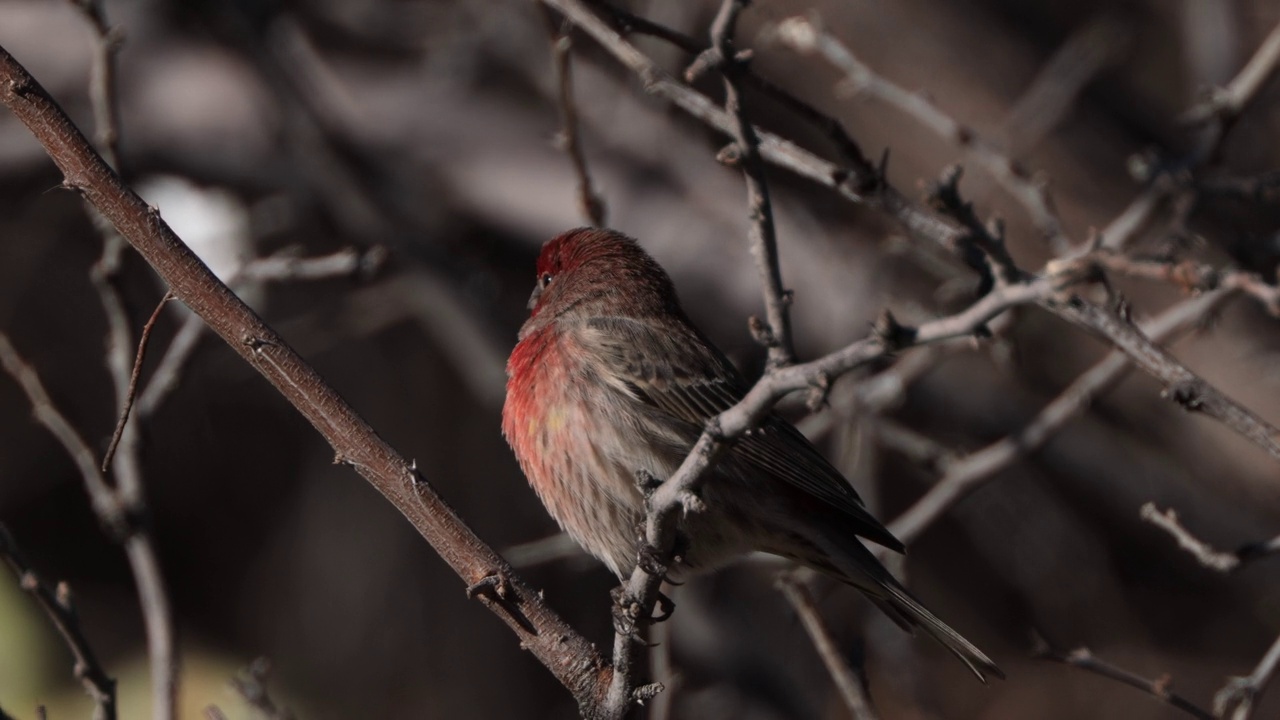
[0, 41, 611, 716]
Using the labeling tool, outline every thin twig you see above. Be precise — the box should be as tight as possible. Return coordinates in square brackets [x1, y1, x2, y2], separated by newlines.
[61, 7, 179, 717]
[135, 246, 384, 419]
[777, 573, 879, 720]
[1216, 632, 1280, 720]
[67, 0, 122, 171]
[102, 292, 174, 471]
[888, 286, 1233, 544]
[0, 526, 117, 720]
[0, 333, 178, 719]
[1183, 22, 1280, 128]
[1034, 639, 1213, 720]
[772, 15, 1070, 254]
[0, 333, 123, 528]
[1140, 503, 1280, 573]
[1049, 296, 1280, 461]
[702, 0, 795, 368]
[540, 7, 607, 226]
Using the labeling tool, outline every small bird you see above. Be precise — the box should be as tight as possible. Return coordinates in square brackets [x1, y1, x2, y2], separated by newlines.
[502, 228, 1002, 681]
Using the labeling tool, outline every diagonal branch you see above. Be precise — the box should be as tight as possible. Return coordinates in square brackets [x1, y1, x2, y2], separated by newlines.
[888, 287, 1233, 544]
[0, 526, 117, 720]
[0, 40, 614, 718]
[1034, 639, 1213, 720]
[772, 15, 1070, 255]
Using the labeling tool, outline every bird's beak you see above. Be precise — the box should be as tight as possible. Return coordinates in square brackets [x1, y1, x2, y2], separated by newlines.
[527, 284, 543, 311]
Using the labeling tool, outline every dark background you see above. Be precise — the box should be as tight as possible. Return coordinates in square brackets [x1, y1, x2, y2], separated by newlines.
[1, 0, 1280, 718]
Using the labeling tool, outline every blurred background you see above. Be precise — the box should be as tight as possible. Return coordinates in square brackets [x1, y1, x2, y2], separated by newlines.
[2, 0, 1280, 717]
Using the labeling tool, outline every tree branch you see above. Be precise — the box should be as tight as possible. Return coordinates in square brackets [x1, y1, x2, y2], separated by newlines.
[0, 40, 613, 718]
[0, 526, 117, 720]
[702, 0, 795, 368]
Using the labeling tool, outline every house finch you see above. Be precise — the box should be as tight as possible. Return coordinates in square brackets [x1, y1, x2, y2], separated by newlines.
[502, 228, 1002, 681]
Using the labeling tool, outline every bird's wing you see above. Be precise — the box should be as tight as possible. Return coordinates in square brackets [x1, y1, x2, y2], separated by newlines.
[580, 316, 904, 553]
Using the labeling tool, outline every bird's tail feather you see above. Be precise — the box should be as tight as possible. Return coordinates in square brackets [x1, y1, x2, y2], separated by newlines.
[806, 529, 1004, 682]
[877, 580, 1004, 682]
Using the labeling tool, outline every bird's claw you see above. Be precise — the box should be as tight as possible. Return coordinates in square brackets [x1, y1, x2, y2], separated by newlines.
[610, 586, 645, 641]
[637, 541, 669, 578]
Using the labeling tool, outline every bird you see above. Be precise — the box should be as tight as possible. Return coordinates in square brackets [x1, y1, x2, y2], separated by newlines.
[502, 227, 1002, 681]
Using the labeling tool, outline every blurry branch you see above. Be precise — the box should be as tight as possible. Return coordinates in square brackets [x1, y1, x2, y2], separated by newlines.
[1140, 503, 1280, 573]
[0, 526, 117, 720]
[1001, 13, 1131, 158]
[135, 246, 386, 419]
[231, 658, 296, 720]
[1111, 20, 1280, 251]
[888, 288, 1232, 545]
[771, 15, 1070, 255]
[0, 41, 615, 719]
[0, 332, 176, 720]
[1216, 632, 1280, 720]
[235, 245, 386, 283]
[776, 573, 879, 720]
[1033, 638, 1213, 720]
[503, 531, 585, 569]
[540, 7, 607, 227]
[65, 5, 179, 717]
[1072, 251, 1280, 316]
[1183, 22, 1280, 137]
[102, 292, 173, 472]
[0, 333, 124, 526]
[648, 617, 678, 720]
[697, 0, 795, 369]
[67, 0, 122, 170]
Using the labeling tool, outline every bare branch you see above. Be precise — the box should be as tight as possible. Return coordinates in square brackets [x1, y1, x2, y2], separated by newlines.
[777, 573, 880, 720]
[102, 292, 174, 472]
[0, 332, 178, 720]
[0, 41, 612, 716]
[1184, 22, 1280, 127]
[0, 333, 123, 527]
[703, 0, 795, 369]
[1049, 297, 1280, 462]
[0, 525, 117, 720]
[1216, 632, 1280, 720]
[540, 7, 607, 227]
[1140, 503, 1280, 573]
[1034, 639, 1213, 720]
[773, 14, 1070, 254]
[890, 288, 1233, 544]
[67, 0, 123, 170]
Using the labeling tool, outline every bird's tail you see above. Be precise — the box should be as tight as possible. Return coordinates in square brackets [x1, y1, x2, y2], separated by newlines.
[867, 577, 1004, 682]
[806, 530, 1004, 682]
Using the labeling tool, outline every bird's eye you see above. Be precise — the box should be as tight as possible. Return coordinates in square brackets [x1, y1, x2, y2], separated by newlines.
[539, 272, 553, 288]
